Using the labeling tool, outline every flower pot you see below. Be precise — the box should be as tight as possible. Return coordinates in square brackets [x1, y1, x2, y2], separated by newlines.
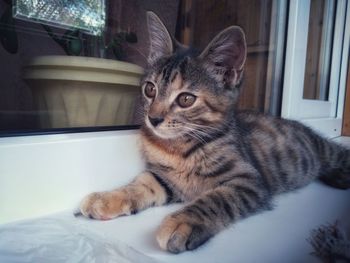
[23, 56, 143, 128]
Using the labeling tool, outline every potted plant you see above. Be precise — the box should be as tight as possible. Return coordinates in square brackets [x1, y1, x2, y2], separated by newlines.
[23, 26, 143, 128]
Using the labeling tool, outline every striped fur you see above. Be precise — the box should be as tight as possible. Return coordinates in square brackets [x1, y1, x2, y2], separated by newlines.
[80, 12, 350, 253]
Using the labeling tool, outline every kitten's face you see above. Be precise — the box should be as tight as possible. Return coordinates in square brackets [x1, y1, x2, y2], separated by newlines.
[142, 12, 247, 140]
[141, 56, 233, 139]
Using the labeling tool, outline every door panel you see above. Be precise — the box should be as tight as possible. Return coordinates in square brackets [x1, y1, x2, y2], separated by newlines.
[282, 0, 350, 138]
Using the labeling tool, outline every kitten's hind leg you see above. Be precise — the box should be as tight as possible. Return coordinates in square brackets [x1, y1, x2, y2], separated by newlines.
[318, 146, 350, 190]
[79, 172, 172, 220]
[319, 168, 350, 190]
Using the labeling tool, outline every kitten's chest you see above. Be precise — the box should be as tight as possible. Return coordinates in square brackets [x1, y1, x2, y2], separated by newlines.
[159, 156, 209, 201]
[161, 156, 207, 197]
[141, 139, 210, 200]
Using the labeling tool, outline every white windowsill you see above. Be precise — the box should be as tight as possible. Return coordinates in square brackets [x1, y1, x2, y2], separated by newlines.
[333, 136, 350, 147]
[0, 131, 349, 263]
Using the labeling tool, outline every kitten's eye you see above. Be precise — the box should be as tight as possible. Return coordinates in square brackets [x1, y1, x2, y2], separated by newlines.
[177, 93, 196, 108]
[144, 82, 156, 98]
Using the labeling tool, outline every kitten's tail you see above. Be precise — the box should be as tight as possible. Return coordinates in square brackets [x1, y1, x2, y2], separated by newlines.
[317, 139, 350, 190]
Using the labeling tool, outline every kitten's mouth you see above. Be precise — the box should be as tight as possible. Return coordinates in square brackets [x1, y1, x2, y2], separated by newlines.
[153, 129, 179, 139]
[145, 119, 183, 140]
[149, 126, 182, 139]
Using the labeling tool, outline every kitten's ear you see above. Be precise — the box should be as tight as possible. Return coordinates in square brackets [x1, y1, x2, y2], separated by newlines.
[146, 11, 173, 64]
[199, 26, 247, 87]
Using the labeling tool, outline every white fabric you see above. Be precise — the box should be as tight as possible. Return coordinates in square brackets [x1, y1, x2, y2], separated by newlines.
[0, 214, 159, 263]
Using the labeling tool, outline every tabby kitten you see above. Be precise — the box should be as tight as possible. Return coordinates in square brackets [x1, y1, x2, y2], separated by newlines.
[80, 12, 350, 253]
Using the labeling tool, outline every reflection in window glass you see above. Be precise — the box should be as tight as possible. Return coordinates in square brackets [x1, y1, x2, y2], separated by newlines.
[0, 0, 286, 134]
[13, 0, 106, 35]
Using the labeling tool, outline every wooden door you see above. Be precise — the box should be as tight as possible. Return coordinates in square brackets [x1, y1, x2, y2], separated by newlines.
[342, 61, 350, 136]
[176, 0, 276, 113]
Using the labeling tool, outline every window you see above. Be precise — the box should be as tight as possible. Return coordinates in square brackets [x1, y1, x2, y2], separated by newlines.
[0, 0, 298, 136]
[14, 0, 106, 35]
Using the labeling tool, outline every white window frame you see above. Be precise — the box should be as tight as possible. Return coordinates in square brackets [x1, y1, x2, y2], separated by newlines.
[281, 0, 350, 138]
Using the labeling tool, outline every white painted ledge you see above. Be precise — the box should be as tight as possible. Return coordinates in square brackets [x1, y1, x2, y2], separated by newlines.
[0, 130, 144, 224]
[333, 136, 350, 146]
[0, 131, 349, 262]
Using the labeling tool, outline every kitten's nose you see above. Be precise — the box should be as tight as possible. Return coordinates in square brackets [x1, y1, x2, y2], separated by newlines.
[148, 116, 164, 127]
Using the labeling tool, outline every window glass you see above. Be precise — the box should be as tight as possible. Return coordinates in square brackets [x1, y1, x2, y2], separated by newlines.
[0, 0, 286, 135]
[14, 0, 106, 35]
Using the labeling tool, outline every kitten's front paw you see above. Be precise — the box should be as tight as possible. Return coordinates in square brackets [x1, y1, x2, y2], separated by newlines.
[80, 191, 132, 220]
[157, 214, 213, 253]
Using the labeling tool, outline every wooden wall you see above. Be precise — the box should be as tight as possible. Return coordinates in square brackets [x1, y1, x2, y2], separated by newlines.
[342, 60, 350, 136]
[177, 0, 273, 112]
[303, 0, 326, 100]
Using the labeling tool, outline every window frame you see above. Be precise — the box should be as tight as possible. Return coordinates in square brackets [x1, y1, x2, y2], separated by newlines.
[0, 125, 140, 138]
[281, 0, 350, 138]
